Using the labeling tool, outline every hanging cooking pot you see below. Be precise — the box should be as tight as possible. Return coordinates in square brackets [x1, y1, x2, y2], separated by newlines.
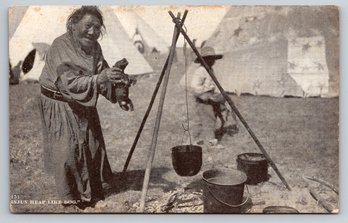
[171, 145, 202, 176]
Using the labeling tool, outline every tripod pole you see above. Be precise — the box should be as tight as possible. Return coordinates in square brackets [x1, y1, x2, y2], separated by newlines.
[122, 12, 188, 173]
[122, 59, 166, 172]
[169, 11, 291, 191]
[139, 11, 188, 212]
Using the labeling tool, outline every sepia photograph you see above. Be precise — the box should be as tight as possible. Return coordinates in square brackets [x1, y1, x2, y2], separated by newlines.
[9, 5, 339, 213]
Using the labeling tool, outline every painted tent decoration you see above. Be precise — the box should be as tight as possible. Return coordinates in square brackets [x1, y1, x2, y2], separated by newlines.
[204, 5, 267, 54]
[21, 42, 51, 82]
[115, 9, 170, 54]
[9, 6, 153, 82]
[287, 36, 329, 97]
[201, 5, 339, 97]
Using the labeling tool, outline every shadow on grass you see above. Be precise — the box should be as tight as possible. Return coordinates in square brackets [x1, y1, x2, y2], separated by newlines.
[106, 167, 178, 197]
[185, 178, 204, 192]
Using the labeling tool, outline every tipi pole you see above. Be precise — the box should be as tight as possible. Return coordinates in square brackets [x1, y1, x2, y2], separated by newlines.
[139, 11, 188, 212]
[168, 11, 291, 191]
[122, 11, 188, 173]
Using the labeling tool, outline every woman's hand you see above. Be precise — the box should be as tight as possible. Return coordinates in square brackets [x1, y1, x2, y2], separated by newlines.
[97, 67, 124, 85]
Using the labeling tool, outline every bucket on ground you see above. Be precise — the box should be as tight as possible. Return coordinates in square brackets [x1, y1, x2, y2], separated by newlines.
[202, 169, 248, 213]
[237, 153, 269, 185]
[171, 145, 202, 176]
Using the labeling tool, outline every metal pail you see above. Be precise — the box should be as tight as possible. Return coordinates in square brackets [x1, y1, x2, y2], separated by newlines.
[237, 153, 269, 185]
[202, 169, 248, 213]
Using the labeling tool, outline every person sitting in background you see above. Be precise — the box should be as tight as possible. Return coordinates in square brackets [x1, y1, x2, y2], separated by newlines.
[189, 46, 238, 148]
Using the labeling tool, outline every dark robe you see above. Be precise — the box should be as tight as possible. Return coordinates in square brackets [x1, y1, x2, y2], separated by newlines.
[38, 32, 112, 202]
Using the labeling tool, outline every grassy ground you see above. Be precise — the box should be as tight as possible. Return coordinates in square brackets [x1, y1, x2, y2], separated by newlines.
[9, 57, 339, 213]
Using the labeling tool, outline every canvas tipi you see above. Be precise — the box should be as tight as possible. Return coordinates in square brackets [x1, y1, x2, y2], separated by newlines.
[9, 6, 154, 82]
[115, 9, 170, 54]
[201, 6, 339, 97]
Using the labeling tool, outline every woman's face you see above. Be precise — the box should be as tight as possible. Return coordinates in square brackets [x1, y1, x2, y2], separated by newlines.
[72, 14, 102, 49]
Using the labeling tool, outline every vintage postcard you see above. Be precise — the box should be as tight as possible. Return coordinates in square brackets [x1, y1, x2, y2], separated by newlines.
[9, 5, 339, 213]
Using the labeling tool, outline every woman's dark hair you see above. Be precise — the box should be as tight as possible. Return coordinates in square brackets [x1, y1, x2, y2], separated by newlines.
[66, 6, 105, 36]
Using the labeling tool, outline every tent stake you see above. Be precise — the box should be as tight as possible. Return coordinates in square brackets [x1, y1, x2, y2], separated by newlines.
[139, 11, 188, 212]
[169, 11, 291, 191]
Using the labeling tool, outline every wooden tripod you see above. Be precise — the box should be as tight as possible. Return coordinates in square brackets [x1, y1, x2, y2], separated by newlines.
[123, 10, 291, 212]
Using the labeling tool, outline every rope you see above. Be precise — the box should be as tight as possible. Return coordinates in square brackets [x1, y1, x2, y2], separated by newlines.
[181, 24, 192, 146]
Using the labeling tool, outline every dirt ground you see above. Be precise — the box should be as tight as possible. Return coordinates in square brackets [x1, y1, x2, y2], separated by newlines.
[9, 55, 339, 213]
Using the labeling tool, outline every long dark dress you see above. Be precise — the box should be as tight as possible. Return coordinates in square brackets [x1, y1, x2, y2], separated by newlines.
[38, 33, 113, 203]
